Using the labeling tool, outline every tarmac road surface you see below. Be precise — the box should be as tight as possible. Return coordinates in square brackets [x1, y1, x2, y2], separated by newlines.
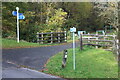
[2, 42, 79, 79]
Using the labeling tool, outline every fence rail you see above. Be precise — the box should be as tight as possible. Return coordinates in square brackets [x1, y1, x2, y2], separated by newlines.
[36, 31, 67, 44]
[83, 39, 113, 42]
[81, 34, 116, 47]
[37, 32, 66, 35]
[79, 33, 120, 61]
[82, 34, 117, 37]
[83, 43, 113, 47]
[79, 34, 119, 56]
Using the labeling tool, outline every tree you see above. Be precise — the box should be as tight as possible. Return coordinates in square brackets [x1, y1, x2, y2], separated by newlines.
[94, 2, 119, 32]
[57, 2, 93, 31]
[2, 2, 43, 42]
[47, 8, 67, 31]
[2, 2, 67, 42]
[3, 2, 114, 42]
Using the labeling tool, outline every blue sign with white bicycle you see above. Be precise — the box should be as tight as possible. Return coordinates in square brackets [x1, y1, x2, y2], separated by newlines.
[19, 15, 25, 19]
[70, 27, 76, 32]
[12, 11, 25, 19]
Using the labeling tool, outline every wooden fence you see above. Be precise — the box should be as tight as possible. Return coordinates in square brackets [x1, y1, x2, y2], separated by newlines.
[81, 34, 116, 47]
[36, 31, 67, 44]
[79, 34, 119, 55]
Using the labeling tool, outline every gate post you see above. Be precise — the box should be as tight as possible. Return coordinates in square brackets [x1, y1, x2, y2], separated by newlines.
[116, 39, 119, 61]
[96, 32, 98, 49]
[41, 32, 43, 44]
[88, 33, 90, 43]
[80, 33, 83, 50]
[58, 33, 60, 43]
[51, 32, 53, 44]
[37, 32, 39, 43]
[64, 31, 67, 42]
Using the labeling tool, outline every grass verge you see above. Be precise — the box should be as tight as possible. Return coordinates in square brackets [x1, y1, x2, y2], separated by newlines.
[43, 46, 118, 78]
[2, 38, 74, 49]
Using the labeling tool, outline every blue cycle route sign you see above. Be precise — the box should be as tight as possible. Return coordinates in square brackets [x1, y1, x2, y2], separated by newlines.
[70, 27, 76, 32]
[12, 11, 25, 19]
[19, 15, 25, 19]
[12, 11, 23, 16]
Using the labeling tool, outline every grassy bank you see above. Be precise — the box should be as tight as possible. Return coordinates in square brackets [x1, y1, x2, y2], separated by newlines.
[2, 38, 69, 49]
[2, 38, 41, 49]
[1, 33, 79, 49]
[44, 46, 118, 78]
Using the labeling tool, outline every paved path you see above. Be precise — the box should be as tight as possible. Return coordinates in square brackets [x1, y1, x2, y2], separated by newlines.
[2, 42, 79, 78]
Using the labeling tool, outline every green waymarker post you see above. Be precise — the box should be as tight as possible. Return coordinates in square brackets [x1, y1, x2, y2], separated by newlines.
[70, 27, 76, 70]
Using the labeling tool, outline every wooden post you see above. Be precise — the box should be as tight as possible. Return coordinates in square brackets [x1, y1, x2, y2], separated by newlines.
[88, 33, 90, 43]
[51, 32, 53, 44]
[80, 33, 83, 50]
[62, 50, 68, 68]
[116, 39, 119, 61]
[113, 35, 116, 51]
[112, 35, 119, 61]
[117, 39, 120, 61]
[41, 32, 43, 44]
[103, 33, 105, 40]
[37, 32, 39, 43]
[96, 32, 98, 49]
[64, 31, 67, 42]
[58, 33, 60, 43]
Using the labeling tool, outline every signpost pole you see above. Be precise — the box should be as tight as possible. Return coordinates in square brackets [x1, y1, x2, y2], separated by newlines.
[12, 8, 25, 43]
[70, 27, 76, 70]
[73, 32, 75, 70]
[16, 7, 19, 43]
